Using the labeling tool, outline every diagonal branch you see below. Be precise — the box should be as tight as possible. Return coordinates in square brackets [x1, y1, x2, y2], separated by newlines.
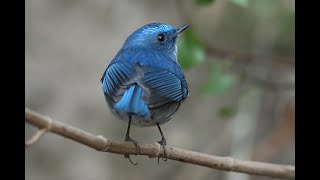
[25, 107, 295, 179]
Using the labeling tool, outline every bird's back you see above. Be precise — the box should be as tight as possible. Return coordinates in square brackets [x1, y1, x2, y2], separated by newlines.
[101, 47, 188, 126]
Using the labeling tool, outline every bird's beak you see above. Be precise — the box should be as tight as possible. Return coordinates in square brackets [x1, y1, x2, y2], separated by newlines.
[177, 24, 189, 34]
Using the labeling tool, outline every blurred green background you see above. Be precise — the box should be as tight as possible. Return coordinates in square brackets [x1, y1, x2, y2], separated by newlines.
[25, 0, 295, 180]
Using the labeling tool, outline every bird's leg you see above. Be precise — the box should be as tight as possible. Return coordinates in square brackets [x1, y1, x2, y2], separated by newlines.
[124, 116, 140, 165]
[156, 123, 168, 164]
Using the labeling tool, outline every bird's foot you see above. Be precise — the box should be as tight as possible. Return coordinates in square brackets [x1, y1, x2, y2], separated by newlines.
[157, 137, 168, 164]
[124, 136, 140, 165]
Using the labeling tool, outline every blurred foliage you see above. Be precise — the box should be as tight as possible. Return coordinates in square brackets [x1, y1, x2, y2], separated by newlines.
[218, 105, 238, 119]
[178, 0, 294, 121]
[194, 0, 215, 6]
[274, 14, 295, 57]
[252, 0, 295, 57]
[252, 0, 273, 17]
[231, 0, 249, 7]
[201, 60, 236, 96]
[178, 28, 206, 70]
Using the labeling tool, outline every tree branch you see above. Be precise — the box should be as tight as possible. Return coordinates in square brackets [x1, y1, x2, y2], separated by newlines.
[25, 107, 295, 179]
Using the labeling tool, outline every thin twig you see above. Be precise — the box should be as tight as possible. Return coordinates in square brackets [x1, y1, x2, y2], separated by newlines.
[26, 115, 52, 147]
[25, 107, 295, 179]
[25, 128, 48, 147]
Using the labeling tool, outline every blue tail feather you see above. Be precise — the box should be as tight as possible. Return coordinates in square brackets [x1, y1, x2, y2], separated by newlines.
[114, 85, 149, 116]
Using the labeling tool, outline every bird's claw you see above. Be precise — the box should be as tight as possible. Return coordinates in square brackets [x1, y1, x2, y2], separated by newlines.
[124, 136, 140, 165]
[124, 154, 138, 165]
[157, 138, 168, 164]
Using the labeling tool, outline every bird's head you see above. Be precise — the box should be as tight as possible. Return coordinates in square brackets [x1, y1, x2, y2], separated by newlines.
[122, 23, 189, 57]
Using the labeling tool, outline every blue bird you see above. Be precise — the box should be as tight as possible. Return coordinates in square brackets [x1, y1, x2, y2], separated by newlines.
[101, 23, 189, 164]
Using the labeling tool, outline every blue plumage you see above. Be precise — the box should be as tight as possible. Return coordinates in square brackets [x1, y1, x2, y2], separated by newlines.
[100, 23, 189, 163]
[114, 85, 149, 117]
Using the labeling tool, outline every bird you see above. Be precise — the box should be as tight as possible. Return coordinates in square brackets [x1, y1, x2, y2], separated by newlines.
[100, 23, 189, 165]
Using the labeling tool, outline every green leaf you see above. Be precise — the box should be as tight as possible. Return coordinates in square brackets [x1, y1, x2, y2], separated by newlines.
[178, 28, 205, 70]
[201, 61, 235, 96]
[231, 0, 249, 7]
[194, 0, 215, 6]
[218, 106, 238, 119]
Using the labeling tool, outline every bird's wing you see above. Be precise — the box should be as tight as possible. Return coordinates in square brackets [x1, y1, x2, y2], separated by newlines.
[101, 63, 138, 104]
[101, 63, 187, 107]
[139, 66, 188, 109]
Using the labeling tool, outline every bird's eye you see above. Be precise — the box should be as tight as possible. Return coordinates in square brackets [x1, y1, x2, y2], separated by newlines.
[157, 33, 166, 42]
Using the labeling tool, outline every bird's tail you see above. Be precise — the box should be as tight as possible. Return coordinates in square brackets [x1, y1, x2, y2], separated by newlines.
[114, 84, 149, 116]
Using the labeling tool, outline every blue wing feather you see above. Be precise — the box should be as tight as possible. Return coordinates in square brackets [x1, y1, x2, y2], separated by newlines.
[139, 66, 187, 107]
